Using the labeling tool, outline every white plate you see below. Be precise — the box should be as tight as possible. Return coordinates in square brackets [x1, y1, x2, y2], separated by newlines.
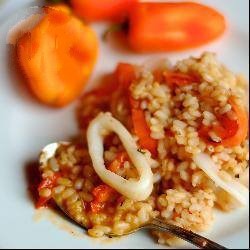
[0, 0, 249, 248]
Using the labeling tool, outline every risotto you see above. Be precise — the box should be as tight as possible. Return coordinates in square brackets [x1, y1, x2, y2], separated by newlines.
[37, 52, 249, 246]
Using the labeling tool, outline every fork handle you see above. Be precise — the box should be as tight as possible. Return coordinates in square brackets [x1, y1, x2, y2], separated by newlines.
[148, 218, 227, 249]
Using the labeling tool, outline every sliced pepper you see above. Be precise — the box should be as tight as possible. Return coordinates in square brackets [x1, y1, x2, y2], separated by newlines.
[115, 63, 136, 89]
[199, 98, 248, 147]
[92, 184, 115, 203]
[90, 184, 116, 213]
[107, 152, 127, 173]
[130, 97, 158, 156]
[164, 71, 200, 88]
[89, 63, 136, 97]
[36, 173, 60, 208]
[114, 63, 158, 156]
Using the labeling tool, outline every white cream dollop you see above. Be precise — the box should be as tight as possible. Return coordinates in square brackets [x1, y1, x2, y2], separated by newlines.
[87, 113, 153, 201]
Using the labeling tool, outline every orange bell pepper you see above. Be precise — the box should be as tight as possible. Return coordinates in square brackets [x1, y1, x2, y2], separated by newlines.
[17, 5, 98, 107]
[70, 0, 137, 22]
[128, 2, 226, 52]
[199, 98, 248, 147]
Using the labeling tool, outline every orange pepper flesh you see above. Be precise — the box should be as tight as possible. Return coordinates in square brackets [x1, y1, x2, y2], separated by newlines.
[115, 63, 136, 89]
[128, 2, 226, 52]
[88, 62, 136, 98]
[164, 72, 200, 88]
[219, 99, 248, 147]
[36, 173, 61, 208]
[199, 99, 248, 147]
[17, 5, 98, 107]
[129, 97, 158, 157]
[90, 184, 117, 213]
[114, 63, 158, 156]
[92, 185, 115, 203]
[90, 151, 129, 213]
[107, 152, 128, 173]
[70, 0, 137, 22]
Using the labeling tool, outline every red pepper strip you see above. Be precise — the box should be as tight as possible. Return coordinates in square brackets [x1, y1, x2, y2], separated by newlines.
[164, 72, 200, 88]
[36, 173, 60, 208]
[128, 2, 226, 52]
[115, 62, 136, 89]
[91, 77, 118, 97]
[90, 184, 116, 213]
[89, 62, 136, 97]
[114, 63, 158, 156]
[107, 152, 128, 173]
[129, 97, 158, 156]
[219, 99, 248, 147]
[153, 69, 165, 83]
[213, 115, 238, 139]
[199, 99, 248, 147]
[92, 184, 115, 203]
[70, 0, 137, 22]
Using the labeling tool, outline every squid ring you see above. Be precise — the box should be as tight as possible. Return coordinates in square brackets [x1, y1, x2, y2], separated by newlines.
[87, 113, 153, 201]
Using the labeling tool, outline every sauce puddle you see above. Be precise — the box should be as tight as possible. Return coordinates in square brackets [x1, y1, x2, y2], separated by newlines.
[33, 208, 85, 238]
[33, 208, 124, 244]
